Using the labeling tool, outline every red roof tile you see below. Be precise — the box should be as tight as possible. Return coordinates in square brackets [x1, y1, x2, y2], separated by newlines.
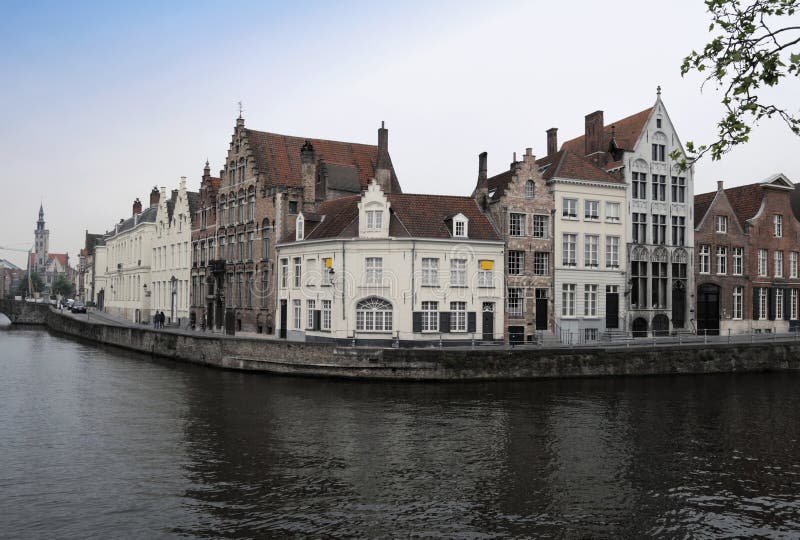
[537, 150, 623, 184]
[693, 190, 717, 228]
[560, 107, 653, 157]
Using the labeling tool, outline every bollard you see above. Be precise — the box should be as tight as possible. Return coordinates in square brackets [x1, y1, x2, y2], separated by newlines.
[728, 328, 731, 344]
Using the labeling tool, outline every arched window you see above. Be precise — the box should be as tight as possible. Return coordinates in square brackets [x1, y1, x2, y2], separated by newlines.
[238, 157, 245, 183]
[247, 187, 255, 222]
[238, 190, 245, 223]
[219, 198, 226, 226]
[228, 194, 236, 225]
[229, 162, 236, 187]
[261, 219, 270, 260]
[356, 297, 393, 332]
[524, 180, 535, 199]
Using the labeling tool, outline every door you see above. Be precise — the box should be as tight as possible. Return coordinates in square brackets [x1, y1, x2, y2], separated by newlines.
[535, 288, 548, 330]
[206, 302, 214, 329]
[279, 300, 288, 339]
[508, 325, 525, 344]
[697, 284, 720, 336]
[482, 302, 494, 341]
[225, 309, 236, 336]
[605, 291, 619, 329]
[632, 317, 648, 338]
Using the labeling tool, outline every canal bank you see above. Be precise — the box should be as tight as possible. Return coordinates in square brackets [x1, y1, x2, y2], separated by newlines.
[28, 306, 800, 380]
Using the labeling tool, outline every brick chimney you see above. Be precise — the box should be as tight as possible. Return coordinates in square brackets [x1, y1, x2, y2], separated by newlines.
[718, 180, 724, 191]
[546, 128, 558, 157]
[300, 140, 316, 209]
[149, 186, 160, 207]
[475, 152, 489, 210]
[132, 198, 142, 216]
[375, 121, 393, 194]
[584, 111, 604, 157]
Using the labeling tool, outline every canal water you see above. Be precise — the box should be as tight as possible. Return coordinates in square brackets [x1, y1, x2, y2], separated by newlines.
[1, 327, 799, 539]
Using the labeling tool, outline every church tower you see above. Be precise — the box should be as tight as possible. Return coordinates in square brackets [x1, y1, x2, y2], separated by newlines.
[34, 204, 49, 273]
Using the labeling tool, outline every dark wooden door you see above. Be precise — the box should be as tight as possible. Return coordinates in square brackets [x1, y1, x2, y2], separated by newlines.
[605, 293, 619, 329]
[279, 300, 287, 339]
[225, 309, 236, 336]
[535, 298, 548, 330]
[697, 284, 720, 336]
[482, 303, 494, 341]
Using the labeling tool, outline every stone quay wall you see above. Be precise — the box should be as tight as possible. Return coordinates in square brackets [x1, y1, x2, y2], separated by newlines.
[29, 306, 800, 381]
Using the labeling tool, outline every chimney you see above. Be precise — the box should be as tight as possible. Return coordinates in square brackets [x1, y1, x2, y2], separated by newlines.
[132, 198, 142, 216]
[475, 152, 489, 210]
[375, 121, 393, 194]
[523, 147, 534, 164]
[149, 186, 160, 207]
[584, 110, 604, 156]
[546, 128, 558, 157]
[718, 180, 724, 191]
[300, 140, 316, 208]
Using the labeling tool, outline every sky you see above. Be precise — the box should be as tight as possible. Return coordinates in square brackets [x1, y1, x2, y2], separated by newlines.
[1, 0, 799, 269]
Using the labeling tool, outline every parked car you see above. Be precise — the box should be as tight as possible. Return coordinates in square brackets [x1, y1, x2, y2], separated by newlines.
[71, 302, 86, 314]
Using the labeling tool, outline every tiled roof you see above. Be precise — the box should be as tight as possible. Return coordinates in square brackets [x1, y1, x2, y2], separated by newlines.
[693, 190, 717, 228]
[720, 184, 766, 229]
[560, 107, 653, 157]
[537, 150, 623, 184]
[486, 170, 513, 201]
[187, 192, 200, 217]
[291, 193, 500, 243]
[29, 252, 68, 269]
[244, 129, 401, 193]
[116, 206, 157, 235]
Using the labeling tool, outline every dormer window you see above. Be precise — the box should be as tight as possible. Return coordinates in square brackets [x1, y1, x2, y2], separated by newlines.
[716, 215, 728, 234]
[366, 210, 383, 230]
[296, 215, 304, 241]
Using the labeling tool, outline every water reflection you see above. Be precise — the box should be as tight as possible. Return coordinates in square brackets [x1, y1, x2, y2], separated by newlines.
[1, 329, 799, 538]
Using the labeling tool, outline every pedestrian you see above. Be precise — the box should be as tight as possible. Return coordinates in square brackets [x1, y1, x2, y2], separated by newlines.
[153, 312, 158, 329]
[160, 311, 166, 328]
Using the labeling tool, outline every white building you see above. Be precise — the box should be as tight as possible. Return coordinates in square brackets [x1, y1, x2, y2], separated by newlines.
[151, 178, 197, 324]
[276, 181, 505, 344]
[537, 150, 628, 342]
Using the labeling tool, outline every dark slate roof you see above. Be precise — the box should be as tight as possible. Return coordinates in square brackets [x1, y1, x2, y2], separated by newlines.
[287, 193, 501, 243]
[560, 107, 653, 156]
[244, 129, 402, 193]
[117, 206, 157, 234]
[537, 150, 623, 184]
[324, 163, 361, 193]
[84, 232, 104, 256]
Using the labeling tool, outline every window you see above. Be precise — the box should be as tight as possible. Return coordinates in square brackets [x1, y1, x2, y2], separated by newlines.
[562, 198, 577, 218]
[228, 195, 235, 225]
[422, 301, 438, 331]
[532, 215, 548, 238]
[356, 297, 393, 332]
[322, 300, 331, 330]
[248, 189, 255, 221]
[525, 180, 535, 199]
[633, 213, 647, 244]
[732, 287, 743, 320]
[562, 234, 576, 266]
[450, 259, 467, 286]
[733, 247, 743, 275]
[792, 252, 798, 278]
[776, 289, 784, 320]
[509, 213, 526, 236]
[671, 176, 686, 203]
[584, 235, 599, 267]
[508, 251, 524, 275]
[238, 234, 245, 261]
[421, 258, 438, 286]
[584, 284, 598, 317]
[671, 216, 686, 246]
[585, 200, 599, 220]
[293, 257, 301, 288]
[759, 288, 768, 320]
[631, 260, 647, 308]
[651, 174, 666, 201]
[652, 143, 665, 162]
[652, 214, 666, 245]
[307, 300, 316, 329]
[758, 249, 768, 276]
[507, 288, 524, 318]
[656, 118, 662, 128]
[237, 273, 243, 307]
[454, 219, 466, 237]
[699, 245, 710, 274]
[238, 158, 245, 183]
[520, 251, 542, 277]
[365, 257, 383, 285]
[450, 302, 466, 332]
[261, 271, 269, 308]
[716, 215, 728, 234]
[605, 202, 620, 222]
[605, 236, 619, 268]
[228, 235, 235, 260]
[561, 284, 576, 317]
[288, 201, 298, 214]
[774, 214, 783, 237]
[775, 251, 784, 278]
[792, 289, 799, 320]
[296, 217, 304, 241]
[632, 172, 647, 200]
[716, 246, 727, 275]
[584, 328, 599, 342]
[478, 260, 493, 287]
[248, 232, 254, 260]
[293, 299, 302, 329]
[261, 220, 270, 260]
[280, 258, 288, 288]
[219, 201, 226, 225]
[652, 262, 667, 308]
[366, 210, 383, 230]
[219, 236, 226, 262]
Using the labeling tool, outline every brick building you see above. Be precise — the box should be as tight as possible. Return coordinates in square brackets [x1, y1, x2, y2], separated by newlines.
[205, 115, 400, 334]
[190, 162, 222, 330]
[475, 148, 553, 343]
[694, 174, 800, 334]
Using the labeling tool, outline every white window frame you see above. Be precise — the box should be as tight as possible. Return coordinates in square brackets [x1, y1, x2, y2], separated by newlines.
[775, 251, 784, 278]
[321, 300, 332, 330]
[293, 299, 302, 329]
[716, 246, 727, 275]
[509, 213, 526, 237]
[450, 259, 467, 287]
[584, 200, 599, 221]
[758, 249, 768, 277]
[421, 301, 438, 332]
[563, 234, 576, 266]
[454, 219, 467, 238]
[562, 198, 578, 219]
[699, 245, 710, 274]
[605, 236, 619, 268]
[584, 284, 598, 317]
[791, 252, 799, 278]
[759, 288, 768, 320]
[584, 235, 599, 267]
[365, 257, 383, 286]
[732, 247, 743, 276]
[293, 257, 301, 288]
[306, 299, 315, 329]
[776, 289, 784, 320]
[605, 202, 620, 223]
[774, 214, 783, 237]
[791, 289, 799, 320]
[716, 215, 728, 234]
[561, 284, 576, 317]
[507, 288, 524, 318]
[366, 210, 383, 231]
[450, 301, 466, 332]
[732, 287, 743, 320]
[532, 215, 548, 238]
[280, 258, 288, 288]
[421, 258, 439, 287]
[508, 251, 524, 276]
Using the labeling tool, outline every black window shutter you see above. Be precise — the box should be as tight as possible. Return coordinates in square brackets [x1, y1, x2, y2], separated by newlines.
[412, 312, 422, 333]
[785, 288, 792, 320]
[769, 287, 776, 320]
[439, 312, 451, 333]
[753, 287, 760, 320]
[467, 312, 477, 333]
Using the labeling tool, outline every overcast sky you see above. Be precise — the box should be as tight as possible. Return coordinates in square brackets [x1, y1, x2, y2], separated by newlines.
[1, 0, 798, 269]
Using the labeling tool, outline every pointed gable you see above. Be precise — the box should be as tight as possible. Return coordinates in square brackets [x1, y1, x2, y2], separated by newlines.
[560, 107, 653, 156]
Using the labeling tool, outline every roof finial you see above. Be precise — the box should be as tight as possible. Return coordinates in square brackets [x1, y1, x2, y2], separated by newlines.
[657, 85, 662, 96]
[238, 101, 243, 119]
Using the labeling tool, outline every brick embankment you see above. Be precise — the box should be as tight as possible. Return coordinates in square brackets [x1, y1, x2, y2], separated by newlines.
[36, 307, 800, 380]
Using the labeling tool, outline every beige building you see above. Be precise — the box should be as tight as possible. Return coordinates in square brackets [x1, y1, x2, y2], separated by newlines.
[276, 181, 505, 344]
